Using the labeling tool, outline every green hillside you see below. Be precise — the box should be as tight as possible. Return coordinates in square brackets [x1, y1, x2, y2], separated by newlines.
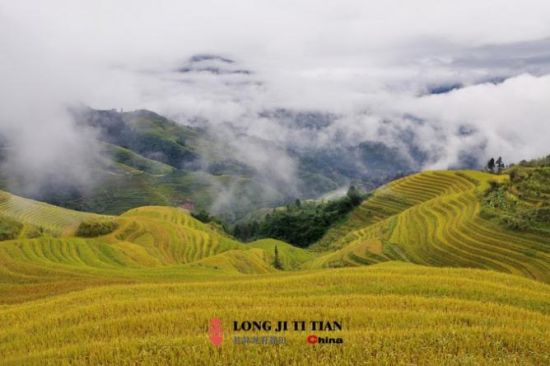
[481, 163, 550, 234]
[1, 108, 413, 222]
[1, 168, 548, 295]
[0, 197, 316, 303]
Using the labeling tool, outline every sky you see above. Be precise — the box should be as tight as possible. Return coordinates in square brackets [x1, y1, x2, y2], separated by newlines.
[1, 0, 550, 193]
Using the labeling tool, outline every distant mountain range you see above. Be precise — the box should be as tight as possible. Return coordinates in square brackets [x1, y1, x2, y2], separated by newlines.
[0, 106, 423, 221]
[0, 56, 491, 220]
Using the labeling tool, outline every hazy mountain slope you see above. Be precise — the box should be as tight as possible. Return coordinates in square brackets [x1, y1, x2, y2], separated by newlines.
[1, 107, 418, 221]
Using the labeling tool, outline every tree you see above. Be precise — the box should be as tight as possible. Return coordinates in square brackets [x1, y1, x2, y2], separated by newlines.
[347, 185, 362, 206]
[496, 156, 505, 174]
[273, 245, 283, 270]
[233, 224, 242, 239]
[486, 157, 495, 173]
[191, 210, 211, 223]
[295, 199, 302, 208]
[250, 220, 259, 238]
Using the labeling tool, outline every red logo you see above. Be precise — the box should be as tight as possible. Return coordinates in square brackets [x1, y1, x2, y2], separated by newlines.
[307, 335, 318, 344]
[209, 318, 223, 347]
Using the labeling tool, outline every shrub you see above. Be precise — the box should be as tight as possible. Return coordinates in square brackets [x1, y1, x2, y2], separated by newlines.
[76, 220, 118, 237]
[191, 210, 212, 223]
[26, 226, 45, 239]
[500, 215, 529, 231]
[0, 216, 23, 241]
[533, 207, 550, 223]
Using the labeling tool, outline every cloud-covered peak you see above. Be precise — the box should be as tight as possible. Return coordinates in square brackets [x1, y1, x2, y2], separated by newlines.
[177, 54, 252, 75]
[2, 0, 550, 197]
[189, 54, 235, 64]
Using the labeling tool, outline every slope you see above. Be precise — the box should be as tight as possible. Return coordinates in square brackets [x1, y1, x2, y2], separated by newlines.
[0, 194, 314, 303]
[310, 170, 550, 282]
[0, 190, 106, 237]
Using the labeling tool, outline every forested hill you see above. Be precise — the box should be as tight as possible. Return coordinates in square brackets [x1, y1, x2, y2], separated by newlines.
[0, 107, 415, 221]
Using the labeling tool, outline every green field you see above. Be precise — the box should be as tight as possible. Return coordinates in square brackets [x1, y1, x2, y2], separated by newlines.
[0, 170, 549, 365]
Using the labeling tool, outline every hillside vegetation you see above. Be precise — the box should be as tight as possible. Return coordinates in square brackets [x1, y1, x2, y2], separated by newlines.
[482, 163, 550, 234]
[231, 187, 364, 247]
[1, 169, 548, 294]
[0, 190, 105, 237]
[1, 107, 413, 222]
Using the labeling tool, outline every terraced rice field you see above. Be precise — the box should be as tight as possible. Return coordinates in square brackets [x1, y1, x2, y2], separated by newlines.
[0, 262, 548, 365]
[0, 191, 103, 236]
[0, 170, 549, 365]
[311, 171, 550, 282]
[0, 205, 316, 303]
[315, 171, 482, 250]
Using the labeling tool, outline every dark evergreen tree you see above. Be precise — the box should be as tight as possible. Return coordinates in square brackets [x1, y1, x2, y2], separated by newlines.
[273, 245, 283, 269]
[233, 224, 242, 239]
[487, 157, 496, 173]
[496, 156, 505, 174]
[347, 185, 362, 206]
[250, 220, 259, 238]
[191, 210, 211, 223]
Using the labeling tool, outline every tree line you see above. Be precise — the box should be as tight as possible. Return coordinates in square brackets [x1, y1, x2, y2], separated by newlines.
[486, 156, 506, 174]
[231, 186, 365, 248]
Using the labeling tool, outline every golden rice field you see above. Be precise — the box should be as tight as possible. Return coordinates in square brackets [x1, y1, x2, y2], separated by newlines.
[0, 190, 104, 237]
[0, 170, 549, 365]
[311, 171, 550, 283]
[0, 263, 549, 365]
[0, 200, 310, 303]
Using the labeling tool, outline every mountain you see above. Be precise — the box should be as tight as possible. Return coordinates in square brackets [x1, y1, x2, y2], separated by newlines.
[0, 106, 417, 221]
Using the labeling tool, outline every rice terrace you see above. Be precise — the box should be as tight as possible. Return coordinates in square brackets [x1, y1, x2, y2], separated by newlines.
[0, 168, 549, 365]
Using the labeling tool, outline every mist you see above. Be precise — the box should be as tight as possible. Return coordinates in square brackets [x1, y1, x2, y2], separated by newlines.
[2, 0, 550, 201]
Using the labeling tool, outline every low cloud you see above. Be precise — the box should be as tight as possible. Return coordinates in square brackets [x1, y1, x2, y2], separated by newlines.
[1, 1, 550, 200]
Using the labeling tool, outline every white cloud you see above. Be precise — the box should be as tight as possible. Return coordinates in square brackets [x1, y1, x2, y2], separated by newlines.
[1, 0, 550, 195]
[400, 74, 550, 166]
